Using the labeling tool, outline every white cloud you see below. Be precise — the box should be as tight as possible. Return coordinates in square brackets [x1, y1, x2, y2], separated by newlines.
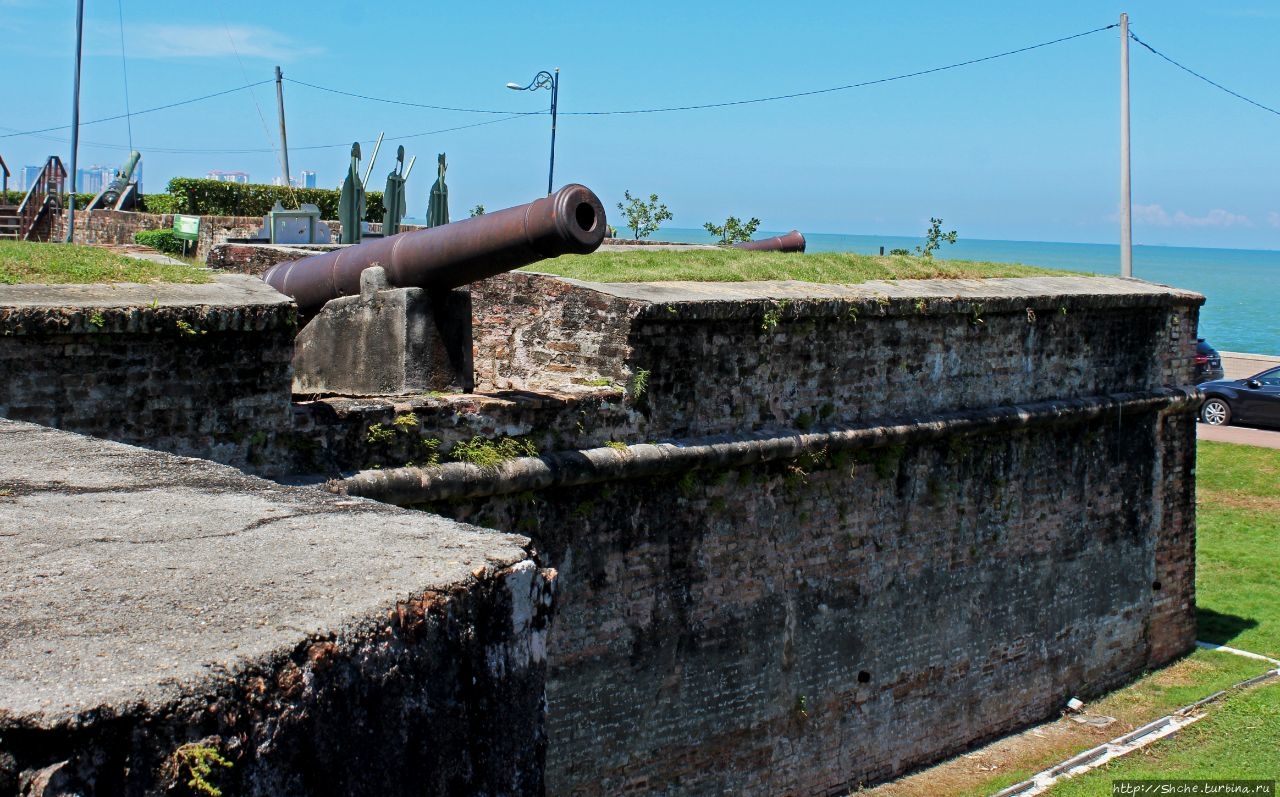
[1132, 204, 1172, 227]
[1127, 204, 1253, 229]
[92, 23, 321, 61]
[1171, 209, 1253, 228]
[1267, 211, 1280, 228]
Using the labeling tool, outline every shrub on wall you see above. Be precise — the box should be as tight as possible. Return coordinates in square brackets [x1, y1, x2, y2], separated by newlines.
[163, 178, 383, 222]
[134, 228, 186, 256]
[141, 193, 183, 214]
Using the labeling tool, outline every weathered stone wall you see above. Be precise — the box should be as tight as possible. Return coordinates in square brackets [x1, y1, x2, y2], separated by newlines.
[332, 274, 1202, 794]
[0, 267, 1204, 794]
[421, 401, 1194, 794]
[469, 274, 1200, 437]
[0, 277, 295, 470]
[55, 209, 263, 260]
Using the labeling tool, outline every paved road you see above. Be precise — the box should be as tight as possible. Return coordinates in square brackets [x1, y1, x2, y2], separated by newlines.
[1196, 421, 1280, 450]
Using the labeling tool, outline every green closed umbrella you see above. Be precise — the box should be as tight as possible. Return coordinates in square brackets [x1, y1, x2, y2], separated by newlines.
[382, 146, 407, 236]
[426, 153, 449, 228]
[338, 142, 365, 244]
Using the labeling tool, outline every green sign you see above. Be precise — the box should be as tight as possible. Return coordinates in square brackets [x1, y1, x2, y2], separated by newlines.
[173, 214, 201, 241]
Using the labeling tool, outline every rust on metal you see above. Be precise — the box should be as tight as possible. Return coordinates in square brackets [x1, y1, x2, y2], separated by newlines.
[263, 183, 607, 315]
[731, 230, 806, 253]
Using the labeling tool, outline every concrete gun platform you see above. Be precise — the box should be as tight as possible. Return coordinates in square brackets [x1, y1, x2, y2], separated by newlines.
[0, 419, 551, 795]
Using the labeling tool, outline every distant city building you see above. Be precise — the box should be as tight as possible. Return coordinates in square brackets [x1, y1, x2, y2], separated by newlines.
[21, 165, 42, 192]
[76, 166, 116, 195]
[270, 171, 317, 188]
[206, 170, 250, 185]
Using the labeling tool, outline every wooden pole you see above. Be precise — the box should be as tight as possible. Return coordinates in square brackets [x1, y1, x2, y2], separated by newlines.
[275, 66, 292, 195]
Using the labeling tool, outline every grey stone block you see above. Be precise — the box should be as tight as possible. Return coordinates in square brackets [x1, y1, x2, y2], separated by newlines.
[292, 267, 473, 396]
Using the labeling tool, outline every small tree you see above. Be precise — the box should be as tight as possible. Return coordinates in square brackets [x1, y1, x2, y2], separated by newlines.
[703, 215, 761, 246]
[469, 204, 485, 217]
[616, 190, 672, 240]
[916, 217, 957, 258]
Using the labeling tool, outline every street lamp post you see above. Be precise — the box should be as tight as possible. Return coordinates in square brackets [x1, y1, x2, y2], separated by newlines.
[506, 68, 559, 195]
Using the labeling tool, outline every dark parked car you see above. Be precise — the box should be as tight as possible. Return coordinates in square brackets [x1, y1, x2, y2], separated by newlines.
[1194, 338, 1224, 383]
[1199, 366, 1280, 428]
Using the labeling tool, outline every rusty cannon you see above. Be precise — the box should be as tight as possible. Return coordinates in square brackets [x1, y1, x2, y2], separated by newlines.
[264, 183, 608, 316]
[731, 229, 806, 253]
[266, 184, 607, 397]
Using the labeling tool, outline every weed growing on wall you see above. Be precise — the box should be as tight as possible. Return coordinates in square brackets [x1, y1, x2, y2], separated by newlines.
[392, 412, 419, 431]
[366, 423, 396, 444]
[629, 368, 650, 400]
[450, 436, 538, 468]
[761, 299, 791, 332]
[164, 741, 232, 797]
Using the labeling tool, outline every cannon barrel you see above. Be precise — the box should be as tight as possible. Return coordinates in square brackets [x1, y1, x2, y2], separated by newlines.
[100, 150, 141, 206]
[731, 229, 806, 253]
[264, 183, 607, 315]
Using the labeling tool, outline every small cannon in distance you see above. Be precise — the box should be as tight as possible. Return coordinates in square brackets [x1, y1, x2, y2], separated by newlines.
[732, 229, 806, 253]
[263, 183, 608, 316]
[86, 150, 142, 212]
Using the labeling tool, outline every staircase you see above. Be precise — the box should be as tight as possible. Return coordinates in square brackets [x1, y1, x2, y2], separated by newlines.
[10, 156, 66, 242]
[0, 205, 20, 240]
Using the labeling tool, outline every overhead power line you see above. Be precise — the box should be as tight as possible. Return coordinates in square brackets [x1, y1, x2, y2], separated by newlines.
[285, 23, 1118, 118]
[566, 23, 1119, 115]
[1, 114, 531, 155]
[1128, 30, 1280, 118]
[0, 79, 273, 139]
[116, 0, 133, 151]
[285, 78, 538, 115]
[0, 23, 1141, 154]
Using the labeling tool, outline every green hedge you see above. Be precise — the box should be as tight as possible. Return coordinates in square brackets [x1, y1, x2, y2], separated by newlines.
[134, 228, 186, 256]
[7, 181, 385, 223]
[0, 191, 92, 209]
[141, 193, 183, 214]
[163, 178, 383, 222]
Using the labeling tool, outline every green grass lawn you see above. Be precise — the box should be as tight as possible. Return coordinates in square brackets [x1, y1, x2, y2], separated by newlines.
[528, 248, 1078, 283]
[1044, 441, 1280, 794]
[0, 240, 210, 285]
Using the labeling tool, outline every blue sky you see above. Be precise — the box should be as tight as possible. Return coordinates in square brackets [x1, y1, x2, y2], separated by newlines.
[2, 1, 1278, 249]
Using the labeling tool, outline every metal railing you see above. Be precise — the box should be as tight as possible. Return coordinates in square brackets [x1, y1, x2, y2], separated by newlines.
[16, 156, 67, 241]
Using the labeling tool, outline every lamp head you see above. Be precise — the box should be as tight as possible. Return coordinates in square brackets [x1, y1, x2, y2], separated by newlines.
[506, 82, 522, 90]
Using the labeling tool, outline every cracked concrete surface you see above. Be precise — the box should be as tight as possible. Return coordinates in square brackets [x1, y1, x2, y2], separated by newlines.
[0, 418, 531, 727]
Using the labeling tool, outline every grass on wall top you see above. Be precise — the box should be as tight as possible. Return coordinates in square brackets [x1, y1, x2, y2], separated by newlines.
[0, 240, 210, 285]
[527, 248, 1080, 284]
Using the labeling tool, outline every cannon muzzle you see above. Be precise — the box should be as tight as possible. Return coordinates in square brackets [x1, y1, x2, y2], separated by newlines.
[264, 183, 607, 315]
[731, 229, 806, 253]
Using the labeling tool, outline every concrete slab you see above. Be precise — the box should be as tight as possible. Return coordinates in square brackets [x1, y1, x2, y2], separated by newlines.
[0, 273, 289, 311]
[0, 419, 548, 794]
[0, 418, 530, 724]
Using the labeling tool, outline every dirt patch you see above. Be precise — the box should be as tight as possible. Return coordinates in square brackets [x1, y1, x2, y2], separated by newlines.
[1198, 492, 1280, 514]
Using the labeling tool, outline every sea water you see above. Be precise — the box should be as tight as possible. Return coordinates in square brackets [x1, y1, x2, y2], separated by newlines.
[650, 228, 1279, 356]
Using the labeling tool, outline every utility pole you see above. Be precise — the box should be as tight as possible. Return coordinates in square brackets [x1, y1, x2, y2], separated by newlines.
[275, 66, 292, 193]
[66, 0, 85, 243]
[1119, 12, 1132, 277]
